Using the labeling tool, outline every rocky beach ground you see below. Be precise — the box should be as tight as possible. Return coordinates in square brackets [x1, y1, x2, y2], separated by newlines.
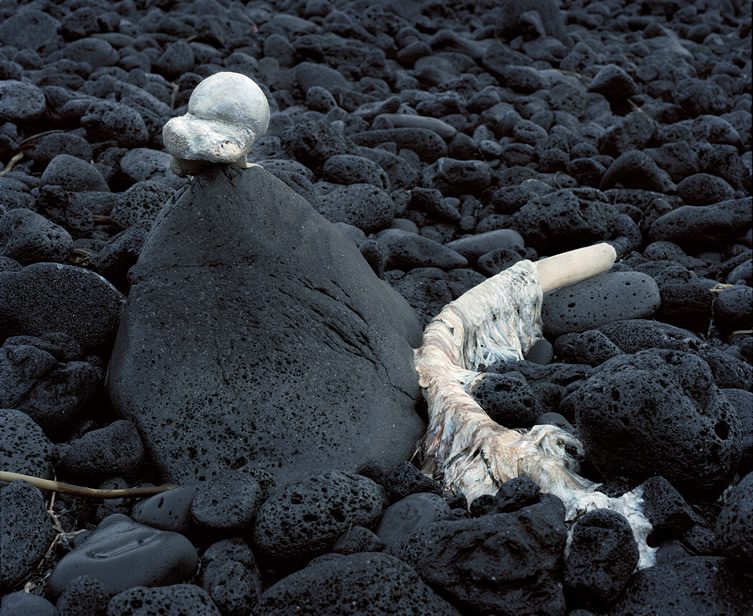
[1, 0, 752, 614]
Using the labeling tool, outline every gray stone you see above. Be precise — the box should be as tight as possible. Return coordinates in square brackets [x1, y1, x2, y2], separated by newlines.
[0, 208, 73, 264]
[0, 80, 46, 121]
[82, 100, 149, 148]
[131, 485, 200, 534]
[46, 514, 198, 599]
[446, 229, 524, 261]
[198, 539, 261, 616]
[0, 408, 54, 478]
[563, 349, 741, 499]
[315, 183, 395, 233]
[107, 167, 423, 487]
[110, 181, 174, 229]
[376, 493, 451, 553]
[715, 472, 753, 565]
[191, 472, 262, 532]
[260, 553, 460, 615]
[396, 498, 567, 615]
[56, 420, 145, 482]
[0, 592, 57, 616]
[377, 229, 468, 270]
[0, 263, 125, 351]
[0, 481, 56, 591]
[107, 585, 220, 616]
[321, 155, 389, 189]
[253, 471, 386, 565]
[42, 154, 108, 192]
[542, 271, 661, 337]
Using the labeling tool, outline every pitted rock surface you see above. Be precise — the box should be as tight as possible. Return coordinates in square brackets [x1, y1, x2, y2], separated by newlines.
[106, 584, 220, 616]
[107, 166, 423, 487]
[563, 349, 741, 498]
[253, 470, 386, 565]
[259, 552, 461, 615]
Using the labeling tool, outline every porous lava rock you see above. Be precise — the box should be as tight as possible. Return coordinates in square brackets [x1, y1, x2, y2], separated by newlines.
[107, 166, 423, 486]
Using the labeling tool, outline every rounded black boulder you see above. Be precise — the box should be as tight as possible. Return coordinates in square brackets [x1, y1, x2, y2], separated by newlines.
[107, 166, 423, 486]
[564, 349, 741, 499]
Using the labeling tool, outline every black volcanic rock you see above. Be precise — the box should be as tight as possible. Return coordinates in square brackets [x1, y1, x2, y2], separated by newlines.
[108, 166, 423, 488]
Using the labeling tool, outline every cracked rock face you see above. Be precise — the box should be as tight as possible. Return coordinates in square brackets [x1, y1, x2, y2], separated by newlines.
[106, 166, 423, 487]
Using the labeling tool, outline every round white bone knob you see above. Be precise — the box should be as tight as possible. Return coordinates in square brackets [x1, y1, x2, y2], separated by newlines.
[162, 72, 270, 175]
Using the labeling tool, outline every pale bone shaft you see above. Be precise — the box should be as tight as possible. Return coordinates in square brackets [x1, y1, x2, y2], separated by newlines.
[414, 242, 656, 569]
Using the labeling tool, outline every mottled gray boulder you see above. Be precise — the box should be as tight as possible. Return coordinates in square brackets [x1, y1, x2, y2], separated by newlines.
[107, 166, 423, 486]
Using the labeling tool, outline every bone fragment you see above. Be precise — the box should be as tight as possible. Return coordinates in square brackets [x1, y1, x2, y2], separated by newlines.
[414, 243, 656, 568]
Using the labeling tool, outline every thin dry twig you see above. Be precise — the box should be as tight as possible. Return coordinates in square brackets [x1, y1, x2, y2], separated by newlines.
[0, 470, 175, 499]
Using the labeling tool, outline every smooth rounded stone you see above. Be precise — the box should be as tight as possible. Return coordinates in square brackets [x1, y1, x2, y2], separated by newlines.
[714, 286, 753, 336]
[321, 155, 389, 189]
[198, 539, 261, 616]
[260, 552, 460, 616]
[397, 498, 567, 615]
[0, 263, 125, 351]
[132, 485, 200, 534]
[0, 408, 54, 478]
[676, 173, 735, 205]
[0, 208, 73, 264]
[468, 371, 538, 428]
[119, 149, 174, 185]
[541, 271, 660, 337]
[375, 113, 457, 139]
[253, 470, 386, 565]
[445, 229, 524, 261]
[640, 476, 694, 537]
[110, 181, 174, 229]
[0, 80, 46, 121]
[600, 150, 674, 192]
[107, 584, 220, 616]
[190, 472, 262, 532]
[553, 330, 622, 366]
[294, 61, 349, 93]
[316, 183, 395, 233]
[648, 197, 752, 250]
[46, 514, 198, 599]
[55, 575, 109, 616]
[715, 472, 753, 565]
[423, 157, 492, 196]
[81, 100, 148, 148]
[609, 557, 753, 616]
[470, 477, 541, 517]
[29, 133, 93, 165]
[351, 128, 447, 163]
[41, 154, 109, 192]
[377, 229, 467, 270]
[56, 420, 145, 482]
[564, 509, 639, 610]
[376, 493, 451, 553]
[0, 481, 56, 591]
[384, 461, 442, 502]
[0, 338, 102, 434]
[332, 525, 386, 555]
[0, 592, 57, 616]
[0, 9, 61, 53]
[562, 349, 741, 499]
[510, 188, 619, 252]
[107, 167, 423, 486]
[588, 64, 638, 101]
[726, 259, 753, 285]
[305, 86, 337, 112]
[281, 120, 354, 172]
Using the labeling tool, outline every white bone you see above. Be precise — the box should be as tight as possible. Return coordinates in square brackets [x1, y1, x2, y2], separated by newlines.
[414, 243, 656, 569]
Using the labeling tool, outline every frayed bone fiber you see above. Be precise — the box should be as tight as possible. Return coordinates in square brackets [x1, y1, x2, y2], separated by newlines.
[414, 247, 656, 569]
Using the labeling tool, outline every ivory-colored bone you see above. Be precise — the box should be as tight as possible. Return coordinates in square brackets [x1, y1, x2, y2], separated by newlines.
[537, 242, 617, 293]
[414, 244, 656, 569]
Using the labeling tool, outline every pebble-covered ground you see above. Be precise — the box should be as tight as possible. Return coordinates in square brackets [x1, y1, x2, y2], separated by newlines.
[1, 0, 752, 614]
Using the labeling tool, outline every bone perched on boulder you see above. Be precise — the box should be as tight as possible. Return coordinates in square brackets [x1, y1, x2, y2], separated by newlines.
[414, 243, 657, 569]
[162, 71, 270, 176]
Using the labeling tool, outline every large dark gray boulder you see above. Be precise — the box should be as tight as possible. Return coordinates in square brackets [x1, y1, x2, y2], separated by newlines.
[107, 166, 423, 487]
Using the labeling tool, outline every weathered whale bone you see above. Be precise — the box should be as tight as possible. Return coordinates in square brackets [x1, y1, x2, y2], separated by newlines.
[414, 243, 656, 569]
[162, 72, 270, 177]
